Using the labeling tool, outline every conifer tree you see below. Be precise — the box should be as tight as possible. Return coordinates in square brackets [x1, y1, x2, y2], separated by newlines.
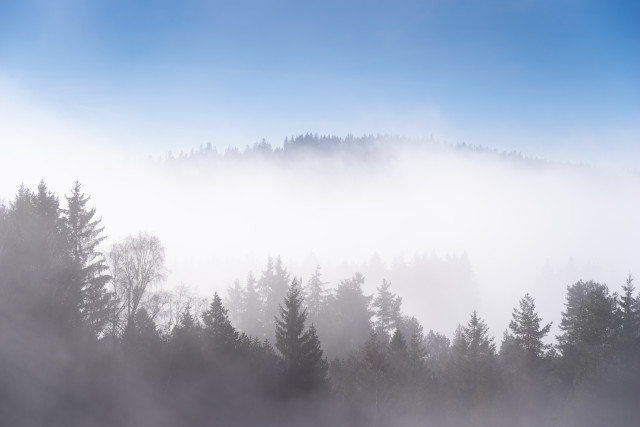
[373, 279, 402, 335]
[203, 292, 239, 354]
[449, 311, 498, 404]
[508, 293, 552, 360]
[241, 272, 263, 338]
[331, 273, 373, 356]
[260, 257, 290, 342]
[619, 275, 639, 345]
[64, 181, 112, 337]
[390, 328, 408, 353]
[275, 279, 329, 395]
[225, 279, 243, 329]
[304, 265, 328, 326]
[557, 280, 619, 384]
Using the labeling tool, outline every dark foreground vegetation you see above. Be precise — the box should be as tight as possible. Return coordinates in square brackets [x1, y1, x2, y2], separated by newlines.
[1, 181, 638, 427]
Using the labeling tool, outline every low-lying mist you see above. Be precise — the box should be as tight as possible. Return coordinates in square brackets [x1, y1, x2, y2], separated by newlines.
[2, 135, 638, 338]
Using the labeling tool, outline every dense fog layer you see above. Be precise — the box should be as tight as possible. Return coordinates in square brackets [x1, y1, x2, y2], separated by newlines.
[1, 131, 638, 339]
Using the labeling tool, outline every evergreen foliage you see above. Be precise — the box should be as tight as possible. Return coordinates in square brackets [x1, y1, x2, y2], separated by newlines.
[64, 181, 112, 337]
[508, 293, 552, 360]
[275, 279, 329, 395]
[202, 292, 239, 354]
[373, 279, 402, 336]
[240, 272, 263, 339]
[557, 280, 619, 386]
[1, 181, 639, 426]
[328, 273, 373, 356]
[303, 265, 327, 327]
[260, 256, 290, 343]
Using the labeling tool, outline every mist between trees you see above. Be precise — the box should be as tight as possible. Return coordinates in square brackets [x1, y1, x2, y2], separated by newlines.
[1, 181, 639, 427]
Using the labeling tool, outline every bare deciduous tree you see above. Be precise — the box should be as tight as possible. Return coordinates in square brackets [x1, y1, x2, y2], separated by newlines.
[108, 232, 167, 337]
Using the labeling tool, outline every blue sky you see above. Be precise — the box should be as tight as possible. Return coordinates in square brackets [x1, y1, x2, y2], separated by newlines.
[0, 0, 638, 156]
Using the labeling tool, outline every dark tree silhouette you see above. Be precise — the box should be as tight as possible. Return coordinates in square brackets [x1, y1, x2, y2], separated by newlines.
[64, 181, 112, 337]
[508, 293, 552, 360]
[275, 279, 329, 396]
[202, 292, 239, 354]
[557, 280, 619, 387]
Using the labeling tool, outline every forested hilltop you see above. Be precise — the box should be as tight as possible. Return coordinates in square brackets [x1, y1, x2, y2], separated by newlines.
[1, 181, 638, 427]
[161, 133, 550, 167]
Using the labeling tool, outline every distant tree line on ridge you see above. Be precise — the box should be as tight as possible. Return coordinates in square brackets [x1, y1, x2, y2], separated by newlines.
[161, 133, 548, 167]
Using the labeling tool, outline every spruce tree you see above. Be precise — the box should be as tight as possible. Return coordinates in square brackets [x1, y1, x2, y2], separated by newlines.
[260, 257, 290, 342]
[508, 293, 552, 360]
[373, 279, 402, 335]
[331, 273, 374, 356]
[241, 272, 263, 339]
[202, 292, 239, 354]
[619, 275, 639, 345]
[449, 311, 498, 404]
[304, 265, 328, 326]
[557, 280, 619, 388]
[64, 181, 112, 337]
[225, 279, 243, 329]
[275, 279, 329, 395]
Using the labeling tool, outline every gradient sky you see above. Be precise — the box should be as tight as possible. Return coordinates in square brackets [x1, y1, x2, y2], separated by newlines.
[0, 0, 638, 158]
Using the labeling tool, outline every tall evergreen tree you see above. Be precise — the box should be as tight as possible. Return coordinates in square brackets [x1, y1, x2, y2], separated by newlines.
[373, 279, 402, 335]
[619, 275, 639, 345]
[260, 257, 290, 342]
[449, 311, 498, 405]
[304, 265, 328, 326]
[329, 273, 374, 357]
[557, 280, 619, 386]
[0, 182, 93, 425]
[241, 272, 263, 338]
[275, 279, 329, 395]
[202, 292, 239, 354]
[425, 330, 450, 379]
[64, 181, 112, 337]
[225, 279, 243, 329]
[508, 293, 552, 360]
[360, 330, 392, 421]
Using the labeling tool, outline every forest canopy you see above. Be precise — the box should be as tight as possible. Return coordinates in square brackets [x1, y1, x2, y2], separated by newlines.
[0, 181, 638, 427]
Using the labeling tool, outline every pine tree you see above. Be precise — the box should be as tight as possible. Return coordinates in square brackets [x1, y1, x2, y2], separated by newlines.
[508, 293, 552, 360]
[389, 329, 409, 384]
[225, 279, 243, 329]
[425, 330, 450, 378]
[123, 307, 162, 372]
[557, 280, 619, 386]
[304, 265, 328, 326]
[202, 292, 239, 354]
[390, 328, 408, 353]
[167, 304, 205, 385]
[373, 279, 402, 336]
[260, 257, 290, 342]
[330, 273, 374, 356]
[64, 181, 112, 337]
[619, 275, 639, 344]
[361, 331, 391, 422]
[1, 182, 75, 326]
[275, 279, 329, 395]
[459, 310, 496, 359]
[449, 311, 498, 404]
[301, 324, 330, 392]
[241, 272, 263, 338]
